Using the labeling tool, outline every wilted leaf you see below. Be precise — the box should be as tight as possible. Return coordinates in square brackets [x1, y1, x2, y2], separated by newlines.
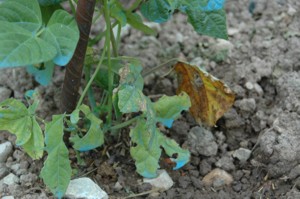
[153, 92, 191, 128]
[174, 61, 235, 126]
[130, 118, 162, 178]
[70, 105, 104, 152]
[159, 134, 190, 170]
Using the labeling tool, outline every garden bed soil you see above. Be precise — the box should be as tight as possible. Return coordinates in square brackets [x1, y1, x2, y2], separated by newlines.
[0, 0, 300, 198]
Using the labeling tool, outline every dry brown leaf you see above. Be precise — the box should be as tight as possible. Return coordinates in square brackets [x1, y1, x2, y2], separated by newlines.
[174, 61, 235, 126]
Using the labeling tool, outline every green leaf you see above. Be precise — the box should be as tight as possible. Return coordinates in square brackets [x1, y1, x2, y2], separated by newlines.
[125, 12, 157, 35]
[153, 92, 191, 128]
[0, 98, 44, 159]
[130, 119, 162, 178]
[38, 0, 67, 6]
[0, 0, 42, 32]
[187, 9, 228, 39]
[118, 85, 147, 113]
[26, 61, 55, 86]
[0, 0, 79, 68]
[40, 9, 79, 66]
[70, 105, 104, 152]
[140, 0, 178, 23]
[119, 64, 144, 90]
[110, 2, 126, 26]
[0, 99, 33, 146]
[0, 21, 57, 68]
[40, 114, 71, 199]
[160, 135, 190, 170]
[22, 119, 44, 159]
[70, 109, 80, 124]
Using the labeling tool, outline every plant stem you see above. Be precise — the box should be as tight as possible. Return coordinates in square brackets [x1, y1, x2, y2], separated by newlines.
[83, 66, 97, 111]
[103, 0, 113, 127]
[76, 47, 106, 109]
[108, 116, 141, 131]
[61, 0, 96, 113]
[141, 58, 179, 77]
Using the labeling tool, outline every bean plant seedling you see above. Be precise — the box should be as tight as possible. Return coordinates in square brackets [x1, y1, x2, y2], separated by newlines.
[0, 0, 231, 198]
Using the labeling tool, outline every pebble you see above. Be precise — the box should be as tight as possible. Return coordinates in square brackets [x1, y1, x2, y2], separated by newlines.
[235, 98, 256, 112]
[188, 126, 218, 156]
[215, 156, 236, 171]
[245, 82, 254, 90]
[143, 169, 174, 191]
[2, 196, 15, 199]
[202, 168, 233, 188]
[0, 142, 13, 163]
[0, 165, 9, 180]
[233, 148, 252, 162]
[0, 87, 12, 102]
[65, 177, 108, 199]
[2, 173, 19, 185]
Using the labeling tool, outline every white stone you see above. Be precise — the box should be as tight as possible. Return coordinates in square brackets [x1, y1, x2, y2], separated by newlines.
[65, 177, 108, 199]
[2, 173, 19, 185]
[245, 82, 254, 90]
[0, 142, 13, 163]
[2, 196, 15, 199]
[233, 148, 252, 162]
[143, 169, 174, 191]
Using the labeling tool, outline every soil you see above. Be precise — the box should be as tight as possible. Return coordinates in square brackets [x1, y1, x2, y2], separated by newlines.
[0, 0, 300, 198]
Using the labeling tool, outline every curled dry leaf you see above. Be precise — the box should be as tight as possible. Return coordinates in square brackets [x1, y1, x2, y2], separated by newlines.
[174, 61, 235, 126]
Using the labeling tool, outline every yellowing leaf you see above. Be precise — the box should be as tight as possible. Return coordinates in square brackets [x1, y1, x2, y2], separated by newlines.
[174, 61, 235, 126]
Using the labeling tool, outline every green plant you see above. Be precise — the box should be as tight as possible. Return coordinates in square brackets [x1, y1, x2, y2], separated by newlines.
[0, 0, 230, 198]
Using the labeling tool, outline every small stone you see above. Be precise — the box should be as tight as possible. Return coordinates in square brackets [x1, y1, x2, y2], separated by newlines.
[10, 163, 20, 174]
[20, 173, 38, 186]
[65, 177, 108, 199]
[227, 28, 239, 36]
[233, 148, 252, 162]
[253, 83, 264, 96]
[0, 142, 13, 163]
[289, 165, 300, 180]
[188, 126, 218, 156]
[2, 196, 14, 199]
[235, 98, 256, 112]
[202, 168, 233, 188]
[287, 5, 296, 16]
[245, 82, 254, 90]
[113, 181, 123, 191]
[143, 169, 174, 191]
[215, 156, 236, 171]
[0, 87, 12, 102]
[0, 166, 9, 180]
[2, 173, 19, 185]
[12, 150, 25, 162]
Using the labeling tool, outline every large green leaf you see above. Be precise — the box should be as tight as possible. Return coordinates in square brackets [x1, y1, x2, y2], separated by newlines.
[0, 0, 79, 68]
[40, 114, 71, 199]
[0, 0, 42, 32]
[187, 9, 228, 39]
[70, 105, 104, 152]
[130, 119, 162, 178]
[140, 0, 178, 23]
[0, 21, 57, 67]
[140, 0, 228, 39]
[40, 9, 79, 66]
[153, 92, 191, 128]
